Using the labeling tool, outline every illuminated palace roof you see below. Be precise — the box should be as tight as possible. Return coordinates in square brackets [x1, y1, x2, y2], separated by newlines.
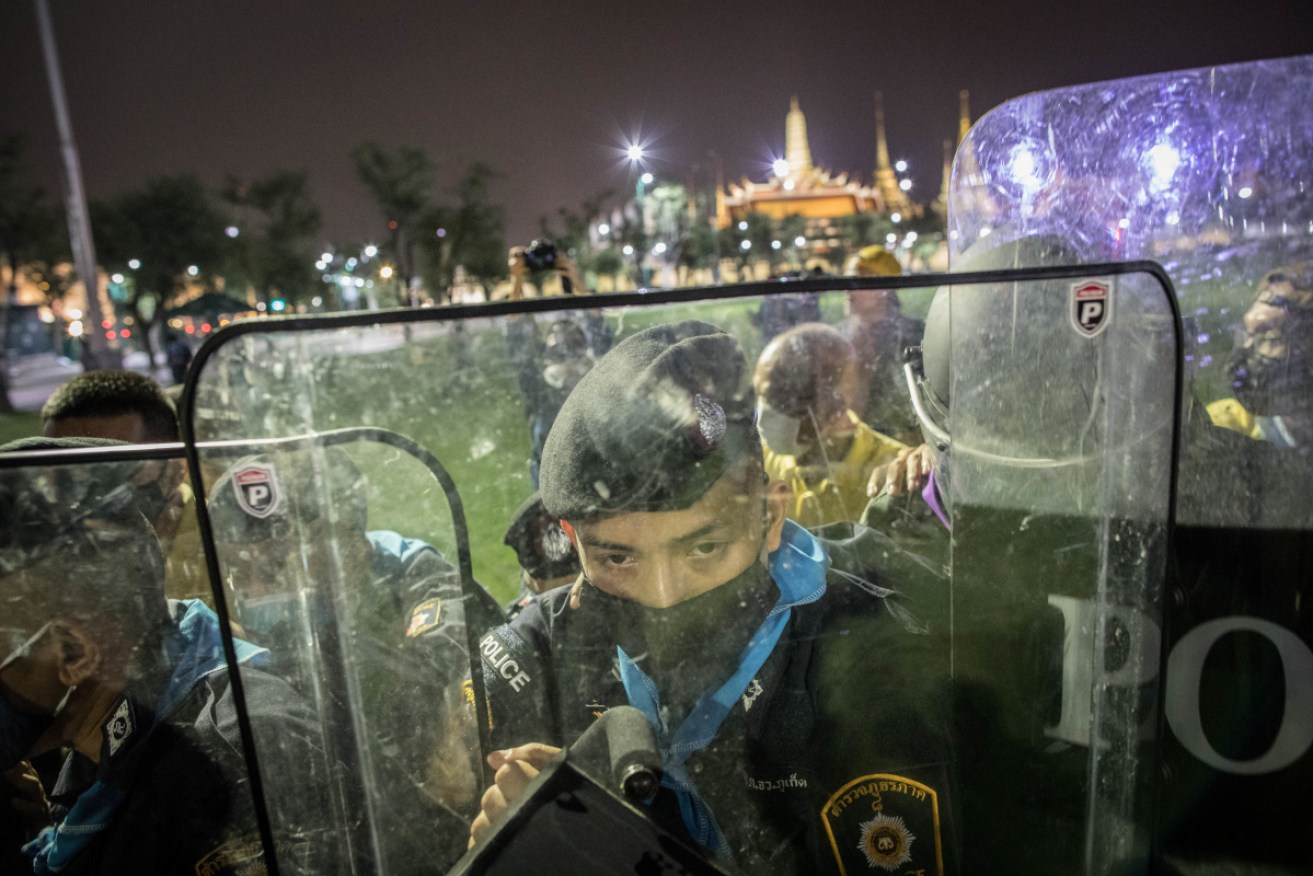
[717, 95, 917, 227]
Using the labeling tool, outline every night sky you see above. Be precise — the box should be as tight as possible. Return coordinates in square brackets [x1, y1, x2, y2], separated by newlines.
[2, 1, 1310, 247]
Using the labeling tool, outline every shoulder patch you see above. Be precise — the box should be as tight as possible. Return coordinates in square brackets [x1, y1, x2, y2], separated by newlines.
[194, 834, 264, 876]
[822, 773, 944, 875]
[406, 598, 442, 638]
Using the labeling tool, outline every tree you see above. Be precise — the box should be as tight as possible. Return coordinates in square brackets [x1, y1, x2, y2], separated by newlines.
[0, 135, 62, 412]
[93, 176, 226, 368]
[744, 211, 778, 274]
[418, 161, 506, 301]
[592, 247, 625, 291]
[352, 143, 434, 304]
[222, 172, 323, 306]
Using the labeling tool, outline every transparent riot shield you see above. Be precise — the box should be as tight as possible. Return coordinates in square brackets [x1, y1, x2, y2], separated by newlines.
[0, 443, 311, 874]
[181, 262, 1175, 875]
[953, 54, 1313, 872]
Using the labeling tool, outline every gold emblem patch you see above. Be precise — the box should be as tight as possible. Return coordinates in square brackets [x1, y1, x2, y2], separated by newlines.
[822, 773, 942, 875]
[406, 598, 442, 638]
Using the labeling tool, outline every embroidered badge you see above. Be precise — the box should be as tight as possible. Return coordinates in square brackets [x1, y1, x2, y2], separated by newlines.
[105, 697, 134, 758]
[232, 462, 280, 519]
[822, 773, 943, 875]
[541, 521, 573, 562]
[406, 598, 442, 638]
[742, 677, 764, 712]
[689, 393, 727, 454]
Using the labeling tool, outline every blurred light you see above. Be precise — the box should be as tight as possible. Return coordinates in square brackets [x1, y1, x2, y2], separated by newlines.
[316, 261, 326, 271]
[185, 324, 196, 334]
[106, 330, 117, 340]
[354, 278, 365, 288]
[895, 160, 908, 173]
[1238, 186, 1254, 199]
[627, 145, 644, 161]
[270, 300, 286, 313]
[219, 318, 230, 327]
[127, 258, 141, 270]
[311, 296, 323, 307]
[120, 329, 131, 339]
[622, 245, 635, 256]
[68, 320, 84, 337]
[783, 180, 795, 191]
[771, 240, 782, 250]
[905, 231, 918, 243]
[101, 319, 112, 329]
[388, 220, 398, 230]
[1166, 211, 1181, 226]
[38, 310, 54, 324]
[380, 266, 394, 279]
[69, 308, 82, 320]
[1145, 143, 1182, 192]
[898, 178, 913, 192]
[346, 257, 358, 270]
[321, 252, 333, 262]
[201, 323, 212, 333]
[794, 236, 806, 247]
[364, 244, 378, 258]
[979, 227, 993, 238]
[653, 242, 667, 255]
[110, 273, 125, 284]
[187, 265, 199, 276]
[772, 158, 790, 177]
[436, 228, 447, 238]
[598, 223, 610, 235]
[738, 220, 748, 231]
[256, 302, 267, 312]
[322, 274, 332, 282]
[886, 233, 897, 244]
[1118, 217, 1131, 229]
[890, 212, 902, 224]
[641, 172, 654, 185]
[740, 240, 752, 251]
[225, 226, 240, 238]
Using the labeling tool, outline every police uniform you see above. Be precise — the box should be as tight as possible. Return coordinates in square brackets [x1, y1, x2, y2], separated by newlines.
[479, 321, 955, 873]
[29, 600, 340, 875]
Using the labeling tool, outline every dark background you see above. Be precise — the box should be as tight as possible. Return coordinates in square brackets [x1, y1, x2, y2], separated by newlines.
[2, 0, 1309, 245]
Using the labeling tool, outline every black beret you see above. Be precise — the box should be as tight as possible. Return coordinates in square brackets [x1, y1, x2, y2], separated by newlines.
[502, 491, 580, 581]
[539, 320, 758, 519]
[208, 447, 367, 544]
[0, 437, 159, 579]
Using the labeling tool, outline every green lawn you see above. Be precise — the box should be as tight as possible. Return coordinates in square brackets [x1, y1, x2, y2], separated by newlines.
[0, 412, 42, 445]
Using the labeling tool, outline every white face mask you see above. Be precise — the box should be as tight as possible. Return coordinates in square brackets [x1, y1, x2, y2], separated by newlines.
[755, 400, 808, 458]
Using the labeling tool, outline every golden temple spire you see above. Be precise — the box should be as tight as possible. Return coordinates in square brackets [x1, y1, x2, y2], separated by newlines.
[958, 90, 972, 146]
[785, 96, 813, 176]
[934, 137, 953, 217]
[873, 91, 910, 213]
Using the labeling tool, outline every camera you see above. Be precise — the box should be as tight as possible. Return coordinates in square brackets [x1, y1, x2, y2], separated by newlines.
[521, 239, 558, 272]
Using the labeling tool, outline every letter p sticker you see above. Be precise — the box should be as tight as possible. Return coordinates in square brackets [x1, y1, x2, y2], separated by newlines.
[1071, 280, 1111, 338]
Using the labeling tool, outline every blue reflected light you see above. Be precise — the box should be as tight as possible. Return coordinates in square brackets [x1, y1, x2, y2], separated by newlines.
[1145, 142, 1182, 192]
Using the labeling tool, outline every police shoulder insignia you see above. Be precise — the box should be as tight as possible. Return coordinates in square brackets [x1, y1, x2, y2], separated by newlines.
[104, 696, 135, 758]
[689, 393, 727, 454]
[406, 598, 442, 638]
[193, 834, 264, 876]
[822, 773, 943, 875]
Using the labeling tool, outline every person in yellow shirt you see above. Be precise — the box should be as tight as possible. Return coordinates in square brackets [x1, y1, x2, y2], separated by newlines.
[753, 322, 905, 528]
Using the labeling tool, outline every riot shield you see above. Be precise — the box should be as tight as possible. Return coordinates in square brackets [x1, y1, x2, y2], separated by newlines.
[177, 261, 1174, 874]
[952, 54, 1313, 872]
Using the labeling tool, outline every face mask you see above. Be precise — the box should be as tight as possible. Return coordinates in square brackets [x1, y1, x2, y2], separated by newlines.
[0, 624, 74, 769]
[756, 401, 808, 458]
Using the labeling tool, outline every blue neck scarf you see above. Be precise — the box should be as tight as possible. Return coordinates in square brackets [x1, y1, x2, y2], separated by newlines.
[25, 600, 268, 874]
[617, 520, 828, 855]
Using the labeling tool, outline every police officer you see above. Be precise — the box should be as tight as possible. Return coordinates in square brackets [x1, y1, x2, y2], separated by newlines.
[468, 321, 953, 873]
[0, 437, 337, 874]
[501, 491, 582, 618]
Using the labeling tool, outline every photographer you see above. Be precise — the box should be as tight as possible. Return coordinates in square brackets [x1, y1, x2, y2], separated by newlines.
[506, 242, 613, 486]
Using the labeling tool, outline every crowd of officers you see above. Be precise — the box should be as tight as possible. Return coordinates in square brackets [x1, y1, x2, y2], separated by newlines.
[0, 248, 1309, 874]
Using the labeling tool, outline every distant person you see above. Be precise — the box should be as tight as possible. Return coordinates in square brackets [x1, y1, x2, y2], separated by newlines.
[753, 322, 906, 528]
[41, 370, 210, 604]
[506, 242, 613, 486]
[0, 436, 335, 874]
[844, 244, 922, 443]
[501, 491, 581, 618]
[165, 333, 193, 385]
[1208, 261, 1313, 449]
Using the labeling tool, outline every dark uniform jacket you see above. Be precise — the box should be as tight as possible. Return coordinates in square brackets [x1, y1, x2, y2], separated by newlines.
[32, 601, 339, 875]
[479, 522, 956, 874]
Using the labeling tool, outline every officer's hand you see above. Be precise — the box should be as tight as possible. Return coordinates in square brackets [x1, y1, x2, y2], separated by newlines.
[467, 743, 563, 848]
[4, 761, 51, 836]
[555, 252, 587, 295]
[508, 247, 529, 297]
[868, 443, 933, 498]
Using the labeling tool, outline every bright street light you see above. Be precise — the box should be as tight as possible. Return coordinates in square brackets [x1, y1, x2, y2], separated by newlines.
[364, 244, 378, 258]
[891, 212, 902, 224]
[598, 223, 610, 235]
[321, 252, 333, 262]
[899, 178, 913, 192]
[895, 160, 908, 173]
[622, 244, 635, 256]
[737, 220, 748, 231]
[225, 226, 240, 238]
[110, 273, 124, 284]
[627, 145, 644, 162]
[794, 236, 806, 247]
[380, 265, 394, 279]
[653, 242, 667, 255]
[740, 240, 752, 251]
[770, 240, 782, 250]
[641, 172, 654, 185]
[187, 265, 199, 276]
[128, 259, 141, 270]
[772, 158, 789, 177]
